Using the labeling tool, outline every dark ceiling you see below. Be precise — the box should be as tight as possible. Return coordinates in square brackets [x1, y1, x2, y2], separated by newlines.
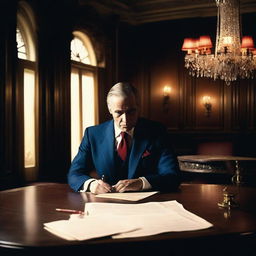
[79, 0, 256, 25]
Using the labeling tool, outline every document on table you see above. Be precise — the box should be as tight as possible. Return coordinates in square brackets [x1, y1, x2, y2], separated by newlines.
[44, 215, 139, 241]
[95, 191, 159, 201]
[44, 200, 213, 241]
[84, 200, 213, 239]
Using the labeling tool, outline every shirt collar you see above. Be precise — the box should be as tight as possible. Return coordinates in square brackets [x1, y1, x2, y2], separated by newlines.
[114, 123, 134, 139]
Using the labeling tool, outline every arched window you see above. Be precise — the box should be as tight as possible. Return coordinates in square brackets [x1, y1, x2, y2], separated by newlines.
[16, 1, 38, 181]
[70, 31, 98, 160]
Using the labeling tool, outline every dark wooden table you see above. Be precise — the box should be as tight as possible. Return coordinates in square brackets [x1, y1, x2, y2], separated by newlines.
[1, 183, 256, 256]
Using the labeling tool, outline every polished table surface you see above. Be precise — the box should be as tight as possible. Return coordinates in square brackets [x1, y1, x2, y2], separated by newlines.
[1, 183, 256, 255]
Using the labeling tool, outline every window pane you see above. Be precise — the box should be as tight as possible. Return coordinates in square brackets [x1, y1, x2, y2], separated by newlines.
[82, 72, 95, 131]
[24, 69, 35, 167]
[16, 28, 27, 60]
[71, 69, 81, 160]
[70, 70, 95, 160]
[71, 37, 90, 64]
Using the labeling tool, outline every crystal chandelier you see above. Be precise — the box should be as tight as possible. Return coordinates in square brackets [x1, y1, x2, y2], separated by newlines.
[181, 0, 256, 85]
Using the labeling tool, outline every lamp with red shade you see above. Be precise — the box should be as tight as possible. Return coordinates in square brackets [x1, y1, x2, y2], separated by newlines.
[241, 36, 255, 55]
[182, 38, 198, 55]
[199, 35, 213, 54]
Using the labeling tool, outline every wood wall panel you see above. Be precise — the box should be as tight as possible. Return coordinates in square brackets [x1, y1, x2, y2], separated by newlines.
[118, 13, 256, 135]
[0, 0, 22, 190]
[149, 59, 180, 129]
[194, 78, 224, 130]
[180, 73, 195, 130]
[118, 13, 256, 156]
[248, 80, 256, 130]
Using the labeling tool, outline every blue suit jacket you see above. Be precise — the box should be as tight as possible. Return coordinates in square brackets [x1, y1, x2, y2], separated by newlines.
[68, 118, 181, 192]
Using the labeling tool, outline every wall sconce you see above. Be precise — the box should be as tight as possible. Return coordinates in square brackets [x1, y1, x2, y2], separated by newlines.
[202, 96, 212, 117]
[163, 86, 171, 113]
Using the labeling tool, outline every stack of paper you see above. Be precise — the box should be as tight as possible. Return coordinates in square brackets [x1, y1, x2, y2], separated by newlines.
[44, 215, 139, 241]
[84, 200, 213, 239]
[44, 200, 213, 241]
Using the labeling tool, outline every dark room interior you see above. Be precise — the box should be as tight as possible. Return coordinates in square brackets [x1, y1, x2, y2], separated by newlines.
[1, 0, 256, 255]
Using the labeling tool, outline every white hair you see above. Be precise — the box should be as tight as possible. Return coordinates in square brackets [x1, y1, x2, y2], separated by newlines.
[107, 82, 138, 111]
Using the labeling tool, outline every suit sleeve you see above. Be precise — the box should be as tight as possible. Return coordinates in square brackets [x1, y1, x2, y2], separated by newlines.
[67, 128, 95, 192]
[143, 125, 181, 192]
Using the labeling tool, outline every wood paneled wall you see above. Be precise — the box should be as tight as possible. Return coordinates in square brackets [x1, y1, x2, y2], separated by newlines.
[118, 14, 256, 156]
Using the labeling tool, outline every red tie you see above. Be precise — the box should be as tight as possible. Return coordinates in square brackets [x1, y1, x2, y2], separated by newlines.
[117, 132, 129, 161]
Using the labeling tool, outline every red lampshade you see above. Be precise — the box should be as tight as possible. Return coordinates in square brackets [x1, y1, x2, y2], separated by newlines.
[241, 36, 254, 49]
[199, 35, 213, 48]
[182, 38, 198, 51]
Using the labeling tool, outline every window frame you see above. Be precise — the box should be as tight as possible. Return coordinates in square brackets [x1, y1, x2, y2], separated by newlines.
[16, 58, 39, 181]
[70, 60, 99, 159]
[16, 1, 38, 182]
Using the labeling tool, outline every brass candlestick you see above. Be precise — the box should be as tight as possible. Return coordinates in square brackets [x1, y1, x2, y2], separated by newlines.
[218, 187, 239, 208]
[218, 160, 244, 209]
[231, 160, 243, 185]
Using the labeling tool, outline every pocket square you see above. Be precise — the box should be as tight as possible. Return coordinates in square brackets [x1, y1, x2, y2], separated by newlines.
[142, 150, 151, 158]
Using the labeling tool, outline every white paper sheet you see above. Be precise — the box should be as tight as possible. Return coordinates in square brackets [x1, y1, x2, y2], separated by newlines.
[84, 200, 179, 216]
[112, 213, 211, 239]
[44, 215, 139, 241]
[95, 191, 159, 201]
[84, 200, 213, 239]
[45, 200, 213, 241]
[44, 226, 77, 241]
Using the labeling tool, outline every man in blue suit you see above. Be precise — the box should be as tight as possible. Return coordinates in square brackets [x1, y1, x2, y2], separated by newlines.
[68, 82, 180, 194]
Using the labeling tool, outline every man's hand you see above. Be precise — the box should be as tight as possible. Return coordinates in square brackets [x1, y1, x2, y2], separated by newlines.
[113, 178, 143, 193]
[91, 180, 112, 194]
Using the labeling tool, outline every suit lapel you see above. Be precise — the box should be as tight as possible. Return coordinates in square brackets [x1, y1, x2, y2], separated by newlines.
[99, 120, 117, 182]
[99, 119, 149, 181]
[128, 120, 149, 179]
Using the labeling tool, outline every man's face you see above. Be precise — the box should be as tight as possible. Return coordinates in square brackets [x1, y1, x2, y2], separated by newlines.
[109, 94, 139, 132]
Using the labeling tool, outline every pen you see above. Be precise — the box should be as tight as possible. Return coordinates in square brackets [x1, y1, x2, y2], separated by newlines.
[56, 208, 84, 215]
[101, 174, 114, 192]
